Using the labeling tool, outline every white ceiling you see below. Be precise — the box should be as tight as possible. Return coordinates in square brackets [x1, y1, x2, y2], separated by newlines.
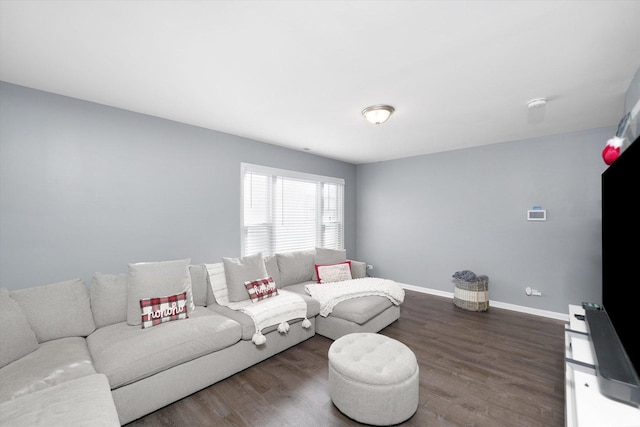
[1, 1, 639, 164]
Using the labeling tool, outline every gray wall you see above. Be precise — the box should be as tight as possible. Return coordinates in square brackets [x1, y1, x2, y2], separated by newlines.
[2, 73, 637, 314]
[0, 82, 357, 290]
[355, 128, 610, 314]
[354, 67, 639, 315]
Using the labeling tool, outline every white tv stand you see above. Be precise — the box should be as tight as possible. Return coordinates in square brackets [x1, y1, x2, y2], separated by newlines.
[565, 304, 640, 426]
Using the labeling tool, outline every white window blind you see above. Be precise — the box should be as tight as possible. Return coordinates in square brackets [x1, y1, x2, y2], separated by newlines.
[241, 163, 345, 257]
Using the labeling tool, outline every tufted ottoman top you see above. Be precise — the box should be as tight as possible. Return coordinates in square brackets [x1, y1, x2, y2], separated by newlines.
[328, 333, 417, 386]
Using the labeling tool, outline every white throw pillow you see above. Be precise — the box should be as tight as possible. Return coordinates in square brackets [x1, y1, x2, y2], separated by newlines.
[126, 258, 195, 326]
[316, 261, 353, 284]
[312, 247, 347, 281]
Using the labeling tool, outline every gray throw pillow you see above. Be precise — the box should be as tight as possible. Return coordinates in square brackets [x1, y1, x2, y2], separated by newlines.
[0, 288, 39, 368]
[222, 253, 268, 302]
[90, 272, 129, 329]
[312, 247, 347, 281]
[276, 250, 316, 287]
[126, 258, 195, 326]
[264, 255, 281, 288]
[188, 264, 210, 307]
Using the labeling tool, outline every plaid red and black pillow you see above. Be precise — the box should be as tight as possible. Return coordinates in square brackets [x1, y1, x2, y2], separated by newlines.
[139, 292, 189, 329]
[244, 277, 278, 303]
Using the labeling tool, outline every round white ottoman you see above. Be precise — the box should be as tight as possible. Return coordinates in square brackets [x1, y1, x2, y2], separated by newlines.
[328, 333, 419, 425]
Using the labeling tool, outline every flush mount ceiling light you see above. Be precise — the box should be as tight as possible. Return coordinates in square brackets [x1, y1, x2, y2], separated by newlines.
[527, 98, 547, 124]
[362, 104, 395, 124]
[527, 98, 547, 109]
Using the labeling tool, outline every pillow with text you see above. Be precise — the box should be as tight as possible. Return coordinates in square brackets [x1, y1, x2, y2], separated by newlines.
[244, 277, 279, 302]
[140, 292, 188, 329]
[315, 261, 352, 284]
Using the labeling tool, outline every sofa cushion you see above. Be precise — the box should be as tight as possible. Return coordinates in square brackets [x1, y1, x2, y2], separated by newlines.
[244, 277, 278, 302]
[350, 260, 367, 279]
[222, 253, 268, 302]
[0, 288, 39, 369]
[10, 279, 96, 343]
[315, 261, 352, 284]
[282, 283, 390, 325]
[276, 250, 315, 287]
[87, 309, 241, 389]
[264, 255, 281, 287]
[280, 282, 317, 293]
[0, 374, 120, 427]
[330, 295, 393, 325]
[312, 247, 347, 281]
[206, 274, 217, 307]
[188, 264, 210, 307]
[140, 292, 189, 328]
[0, 337, 97, 403]
[126, 258, 195, 326]
[90, 273, 128, 329]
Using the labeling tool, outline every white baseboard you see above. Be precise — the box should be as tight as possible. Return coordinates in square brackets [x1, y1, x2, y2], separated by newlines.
[400, 283, 569, 322]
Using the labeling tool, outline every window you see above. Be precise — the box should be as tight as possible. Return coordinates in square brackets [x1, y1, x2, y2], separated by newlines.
[241, 163, 345, 256]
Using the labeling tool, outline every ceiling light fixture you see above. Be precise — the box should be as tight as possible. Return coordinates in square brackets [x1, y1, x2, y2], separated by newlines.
[362, 104, 395, 124]
[527, 98, 547, 109]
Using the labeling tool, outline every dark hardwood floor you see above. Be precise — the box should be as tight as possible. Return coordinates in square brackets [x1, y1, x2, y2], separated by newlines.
[125, 290, 566, 427]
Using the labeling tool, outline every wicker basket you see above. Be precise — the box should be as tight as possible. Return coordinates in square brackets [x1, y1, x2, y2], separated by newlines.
[453, 277, 489, 312]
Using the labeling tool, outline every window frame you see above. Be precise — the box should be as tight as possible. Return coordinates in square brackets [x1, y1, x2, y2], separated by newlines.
[240, 163, 345, 257]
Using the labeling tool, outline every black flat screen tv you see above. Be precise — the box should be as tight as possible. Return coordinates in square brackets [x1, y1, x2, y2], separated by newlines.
[591, 133, 640, 407]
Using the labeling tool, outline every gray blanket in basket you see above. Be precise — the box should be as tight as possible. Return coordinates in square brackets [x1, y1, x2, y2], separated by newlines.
[453, 270, 488, 282]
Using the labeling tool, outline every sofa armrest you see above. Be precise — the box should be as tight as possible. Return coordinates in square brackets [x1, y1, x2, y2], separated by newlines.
[349, 260, 366, 279]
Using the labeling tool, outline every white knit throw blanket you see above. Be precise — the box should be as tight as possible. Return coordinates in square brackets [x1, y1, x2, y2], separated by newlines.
[205, 263, 310, 345]
[218, 289, 309, 345]
[305, 277, 405, 317]
[239, 289, 308, 339]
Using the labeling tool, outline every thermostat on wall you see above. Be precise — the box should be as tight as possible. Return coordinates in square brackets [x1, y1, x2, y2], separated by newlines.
[527, 209, 547, 221]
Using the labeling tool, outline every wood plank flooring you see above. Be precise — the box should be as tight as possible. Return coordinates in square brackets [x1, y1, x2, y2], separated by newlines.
[124, 290, 566, 427]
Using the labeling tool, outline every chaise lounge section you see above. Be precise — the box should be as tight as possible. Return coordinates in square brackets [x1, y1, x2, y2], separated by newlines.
[274, 248, 402, 340]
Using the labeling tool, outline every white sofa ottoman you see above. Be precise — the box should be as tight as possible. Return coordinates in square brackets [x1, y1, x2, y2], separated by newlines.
[328, 333, 419, 425]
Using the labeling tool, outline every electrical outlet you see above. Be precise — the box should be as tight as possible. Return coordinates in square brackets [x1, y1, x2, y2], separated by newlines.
[525, 287, 542, 296]
[366, 264, 373, 270]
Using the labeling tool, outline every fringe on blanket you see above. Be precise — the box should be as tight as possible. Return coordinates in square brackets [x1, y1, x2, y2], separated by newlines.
[252, 317, 312, 345]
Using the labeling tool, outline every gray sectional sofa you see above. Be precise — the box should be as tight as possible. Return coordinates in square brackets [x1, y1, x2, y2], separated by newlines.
[0, 248, 403, 426]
